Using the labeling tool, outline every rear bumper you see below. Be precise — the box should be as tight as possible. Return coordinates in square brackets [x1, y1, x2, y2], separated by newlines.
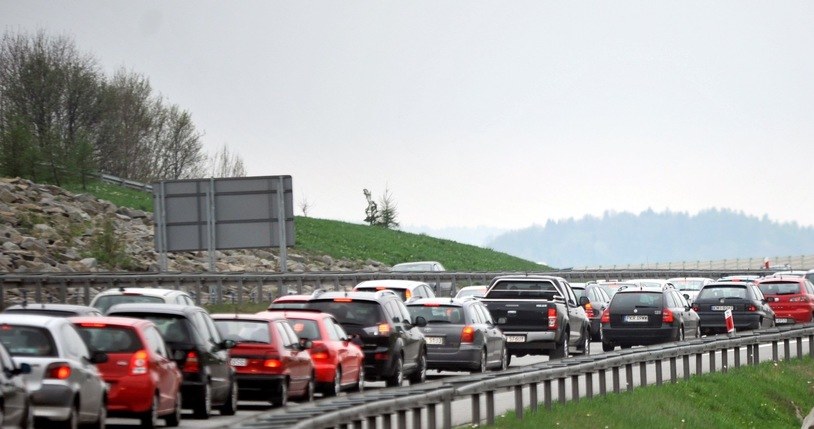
[503, 331, 557, 356]
[106, 377, 154, 413]
[698, 312, 764, 333]
[30, 384, 75, 421]
[770, 306, 814, 324]
[234, 374, 285, 401]
[602, 326, 676, 346]
[425, 344, 481, 371]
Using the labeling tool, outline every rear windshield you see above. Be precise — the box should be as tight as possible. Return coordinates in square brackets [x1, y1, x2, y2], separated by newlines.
[214, 320, 271, 343]
[758, 282, 802, 295]
[286, 319, 321, 340]
[486, 281, 559, 299]
[75, 326, 141, 353]
[354, 287, 408, 301]
[93, 295, 164, 314]
[268, 302, 308, 309]
[0, 325, 57, 357]
[392, 264, 432, 271]
[110, 312, 193, 345]
[407, 304, 464, 324]
[307, 300, 386, 327]
[597, 283, 635, 298]
[697, 286, 748, 300]
[611, 292, 663, 309]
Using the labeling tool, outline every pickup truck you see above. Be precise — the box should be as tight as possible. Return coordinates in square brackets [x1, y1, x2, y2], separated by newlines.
[481, 275, 591, 360]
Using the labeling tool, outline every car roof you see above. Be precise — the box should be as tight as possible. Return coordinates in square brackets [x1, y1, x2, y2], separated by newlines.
[259, 309, 329, 320]
[354, 279, 430, 289]
[392, 261, 442, 268]
[5, 303, 99, 312]
[406, 297, 468, 307]
[490, 275, 567, 283]
[105, 303, 201, 316]
[94, 287, 188, 298]
[0, 313, 69, 328]
[212, 313, 284, 322]
[310, 290, 396, 302]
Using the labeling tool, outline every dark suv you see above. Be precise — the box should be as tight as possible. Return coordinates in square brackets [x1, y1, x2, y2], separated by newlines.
[600, 284, 700, 352]
[303, 291, 428, 387]
[106, 303, 237, 419]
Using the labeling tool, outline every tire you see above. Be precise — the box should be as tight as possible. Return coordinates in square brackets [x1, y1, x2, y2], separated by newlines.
[349, 364, 365, 393]
[493, 344, 509, 371]
[694, 326, 701, 339]
[472, 348, 487, 374]
[579, 329, 591, 355]
[324, 367, 341, 397]
[407, 351, 427, 384]
[385, 355, 404, 387]
[55, 403, 78, 429]
[164, 391, 182, 427]
[192, 382, 212, 419]
[602, 341, 615, 352]
[89, 397, 106, 429]
[219, 379, 238, 415]
[550, 329, 568, 359]
[270, 380, 288, 407]
[300, 376, 315, 402]
[140, 394, 159, 429]
[677, 325, 685, 342]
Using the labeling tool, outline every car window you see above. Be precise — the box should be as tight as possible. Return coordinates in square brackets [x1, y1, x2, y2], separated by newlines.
[664, 291, 677, 308]
[0, 345, 14, 372]
[288, 319, 321, 340]
[0, 325, 58, 357]
[750, 285, 765, 300]
[215, 320, 271, 343]
[806, 281, 814, 295]
[144, 326, 168, 357]
[322, 318, 341, 341]
[759, 281, 803, 295]
[274, 322, 294, 347]
[384, 301, 402, 323]
[75, 325, 141, 353]
[62, 324, 89, 359]
[697, 286, 747, 300]
[611, 292, 663, 309]
[281, 322, 301, 346]
[331, 320, 349, 340]
[475, 303, 494, 324]
[92, 295, 164, 314]
[307, 300, 387, 327]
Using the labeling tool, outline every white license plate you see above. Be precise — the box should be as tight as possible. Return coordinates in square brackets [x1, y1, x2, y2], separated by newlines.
[711, 306, 733, 311]
[230, 358, 247, 367]
[776, 318, 793, 324]
[425, 336, 444, 345]
[506, 335, 526, 343]
[624, 315, 648, 323]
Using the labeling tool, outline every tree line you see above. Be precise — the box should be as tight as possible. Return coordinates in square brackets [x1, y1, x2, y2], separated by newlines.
[0, 30, 245, 188]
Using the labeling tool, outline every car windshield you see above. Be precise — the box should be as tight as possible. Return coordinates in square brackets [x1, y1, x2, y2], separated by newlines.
[75, 326, 141, 353]
[612, 292, 663, 308]
[697, 286, 748, 300]
[407, 305, 464, 324]
[669, 280, 704, 291]
[93, 295, 164, 314]
[307, 300, 386, 327]
[268, 302, 308, 309]
[354, 287, 408, 301]
[571, 288, 586, 299]
[214, 320, 271, 343]
[456, 288, 485, 299]
[287, 319, 321, 340]
[112, 313, 193, 345]
[0, 325, 57, 357]
[758, 282, 801, 295]
[486, 281, 559, 299]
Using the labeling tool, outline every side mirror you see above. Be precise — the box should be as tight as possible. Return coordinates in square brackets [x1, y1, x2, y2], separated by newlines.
[298, 338, 313, 350]
[413, 316, 427, 328]
[683, 293, 690, 300]
[8, 362, 31, 377]
[89, 351, 108, 364]
[497, 317, 507, 325]
[171, 349, 186, 361]
[578, 296, 590, 307]
[220, 339, 236, 350]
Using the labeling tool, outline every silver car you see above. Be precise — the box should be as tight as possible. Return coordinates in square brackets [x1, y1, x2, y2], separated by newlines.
[0, 314, 107, 429]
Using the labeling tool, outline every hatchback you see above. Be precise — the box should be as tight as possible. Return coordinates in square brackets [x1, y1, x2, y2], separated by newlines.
[0, 341, 32, 428]
[106, 303, 237, 419]
[755, 277, 814, 325]
[212, 313, 314, 406]
[600, 285, 700, 351]
[262, 309, 364, 396]
[71, 316, 183, 428]
[666, 277, 714, 304]
[3, 303, 103, 317]
[693, 282, 776, 335]
[91, 287, 195, 314]
[0, 314, 108, 429]
[454, 285, 488, 299]
[406, 297, 508, 373]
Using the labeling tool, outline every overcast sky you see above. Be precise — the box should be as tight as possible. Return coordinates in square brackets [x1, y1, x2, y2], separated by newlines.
[3, 1, 814, 232]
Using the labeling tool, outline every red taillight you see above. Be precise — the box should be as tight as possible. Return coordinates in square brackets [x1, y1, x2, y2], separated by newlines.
[547, 307, 558, 330]
[79, 323, 107, 328]
[662, 308, 674, 324]
[692, 304, 699, 312]
[405, 290, 412, 300]
[374, 352, 389, 360]
[46, 363, 71, 380]
[584, 302, 594, 317]
[130, 349, 148, 375]
[746, 305, 757, 312]
[264, 359, 282, 368]
[377, 323, 390, 335]
[333, 298, 352, 303]
[182, 351, 199, 373]
[309, 343, 331, 361]
[600, 309, 610, 324]
[460, 326, 475, 343]
[423, 303, 440, 307]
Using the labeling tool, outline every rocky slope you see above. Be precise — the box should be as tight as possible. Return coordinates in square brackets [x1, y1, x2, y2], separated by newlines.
[0, 177, 387, 273]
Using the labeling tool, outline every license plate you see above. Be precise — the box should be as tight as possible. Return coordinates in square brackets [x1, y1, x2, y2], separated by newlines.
[776, 318, 793, 324]
[711, 306, 733, 311]
[425, 336, 444, 345]
[230, 358, 247, 367]
[624, 315, 648, 322]
[506, 335, 525, 343]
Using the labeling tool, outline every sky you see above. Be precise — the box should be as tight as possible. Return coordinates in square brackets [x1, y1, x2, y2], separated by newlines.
[3, 1, 814, 240]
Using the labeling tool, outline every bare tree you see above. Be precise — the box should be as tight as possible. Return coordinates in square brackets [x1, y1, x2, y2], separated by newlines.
[208, 144, 246, 178]
[148, 103, 207, 180]
[363, 188, 378, 226]
[299, 196, 312, 217]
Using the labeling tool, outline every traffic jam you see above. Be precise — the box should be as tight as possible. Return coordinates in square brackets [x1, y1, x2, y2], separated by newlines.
[0, 269, 812, 428]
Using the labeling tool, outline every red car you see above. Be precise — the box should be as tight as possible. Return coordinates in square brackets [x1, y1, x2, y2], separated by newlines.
[212, 313, 314, 407]
[264, 309, 365, 396]
[70, 316, 182, 428]
[756, 277, 814, 325]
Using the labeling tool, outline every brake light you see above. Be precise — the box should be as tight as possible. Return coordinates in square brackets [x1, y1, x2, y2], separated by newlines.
[377, 323, 391, 335]
[662, 308, 674, 324]
[182, 351, 199, 373]
[405, 290, 412, 300]
[45, 363, 71, 380]
[423, 303, 440, 307]
[746, 305, 757, 312]
[374, 352, 389, 360]
[264, 359, 282, 368]
[692, 304, 699, 312]
[600, 309, 610, 324]
[584, 302, 594, 317]
[547, 307, 558, 330]
[461, 326, 475, 343]
[333, 298, 352, 303]
[79, 323, 107, 328]
[309, 343, 331, 361]
[130, 349, 149, 375]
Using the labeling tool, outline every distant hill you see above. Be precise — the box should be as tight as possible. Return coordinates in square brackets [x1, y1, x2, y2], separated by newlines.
[486, 208, 814, 268]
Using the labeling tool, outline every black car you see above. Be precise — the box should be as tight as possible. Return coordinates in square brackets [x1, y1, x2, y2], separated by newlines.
[406, 297, 508, 373]
[303, 291, 428, 387]
[106, 303, 237, 419]
[571, 283, 611, 341]
[600, 284, 700, 352]
[693, 282, 775, 335]
[3, 303, 103, 317]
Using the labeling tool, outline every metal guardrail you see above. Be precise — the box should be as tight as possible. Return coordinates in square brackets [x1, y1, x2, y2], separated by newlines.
[580, 254, 814, 271]
[95, 173, 153, 192]
[0, 269, 772, 309]
[240, 324, 814, 429]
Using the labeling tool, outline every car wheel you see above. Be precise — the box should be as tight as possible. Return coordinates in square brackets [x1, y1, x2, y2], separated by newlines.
[220, 379, 238, 415]
[164, 391, 182, 427]
[493, 344, 509, 371]
[325, 367, 341, 397]
[385, 355, 404, 387]
[472, 348, 487, 374]
[550, 330, 568, 359]
[602, 341, 615, 352]
[349, 364, 365, 393]
[55, 403, 78, 429]
[301, 376, 315, 402]
[270, 379, 288, 407]
[694, 326, 701, 339]
[408, 351, 427, 384]
[140, 394, 159, 429]
[678, 325, 685, 342]
[192, 382, 212, 419]
[580, 329, 591, 355]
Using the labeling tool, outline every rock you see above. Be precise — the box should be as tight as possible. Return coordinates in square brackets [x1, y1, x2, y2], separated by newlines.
[2, 241, 20, 251]
[79, 258, 98, 269]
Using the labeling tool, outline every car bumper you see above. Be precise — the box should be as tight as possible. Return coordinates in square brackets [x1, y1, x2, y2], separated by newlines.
[362, 348, 399, 381]
[770, 307, 814, 324]
[234, 374, 286, 401]
[602, 326, 676, 345]
[312, 362, 338, 384]
[698, 312, 764, 333]
[503, 331, 557, 355]
[30, 384, 75, 421]
[106, 377, 154, 414]
[425, 344, 482, 371]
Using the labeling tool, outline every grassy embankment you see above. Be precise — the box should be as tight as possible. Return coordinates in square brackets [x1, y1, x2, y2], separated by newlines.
[488, 356, 814, 429]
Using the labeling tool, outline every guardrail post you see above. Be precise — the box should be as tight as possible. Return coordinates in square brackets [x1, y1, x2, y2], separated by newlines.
[383, 413, 392, 429]
[411, 407, 422, 429]
[683, 355, 690, 380]
[783, 338, 790, 361]
[58, 279, 67, 304]
[734, 346, 741, 368]
[669, 357, 677, 383]
[598, 369, 607, 396]
[397, 409, 407, 429]
[625, 363, 633, 391]
[797, 336, 804, 359]
[485, 391, 495, 425]
[514, 385, 524, 420]
[571, 374, 580, 401]
[586, 372, 594, 398]
[753, 343, 760, 365]
[35, 278, 42, 302]
[612, 367, 620, 393]
[427, 403, 437, 429]
[236, 278, 244, 305]
[544, 379, 553, 408]
[443, 396, 451, 429]
[721, 348, 728, 373]
[655, 360, 663, 385]
[83, 280, 91, 305]
[639, 362, 647, 386]
[558, 377, 567, 404]
[194, 279, 202, 305]
[471, 394, 481, 425]
[772, 340, 779, 361]
[529, 382, 538, 412]
[367, 415, 378, 429]
[709, 350, 716, 372]
[809, 335, 814, 358]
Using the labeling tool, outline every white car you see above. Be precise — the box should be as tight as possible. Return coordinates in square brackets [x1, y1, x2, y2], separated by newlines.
[391, 261, 451, 296]
[353, 279, 436, 302]
[454, 285, 488, 299]
[666, 277, 714, 304]
[90, 287, 195, 314]
[0, 314, 108, 428]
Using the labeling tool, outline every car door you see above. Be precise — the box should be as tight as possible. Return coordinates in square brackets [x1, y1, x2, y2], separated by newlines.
[390, 300, 422, 370]
[276, 321, 311, 392]
[0, 344, 26, 425]
[562, 283, 588, 346]
[144, 325, 179, 412]
[325, 318, 355, 385]
[193, 311, 231, 402]
[61, 324, 105, 422]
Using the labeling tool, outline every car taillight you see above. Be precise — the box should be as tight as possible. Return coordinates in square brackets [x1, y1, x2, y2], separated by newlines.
[460, 326, 475, 343]
[377, 323, 391, 335]
[662, 308, 674, 324]
[692, 304, 699, 312]
[264, 359, 282, 368]
[130, 349, 148, 375]
[547, 307, 558, 330]
[790, 296, 809, 302]
[309, 343, 331, 361]
[600, 309, 610, 324]
[182, 351, 199, 373]
[746, 305, 757, 312]
[584, 302, 594, 317]
[45, 362, 71, 380]
[405, 290, 412, 300]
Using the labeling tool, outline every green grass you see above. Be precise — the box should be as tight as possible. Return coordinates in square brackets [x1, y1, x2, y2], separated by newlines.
[64, 179, 546, 271]
[489, 357, 814, 429]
